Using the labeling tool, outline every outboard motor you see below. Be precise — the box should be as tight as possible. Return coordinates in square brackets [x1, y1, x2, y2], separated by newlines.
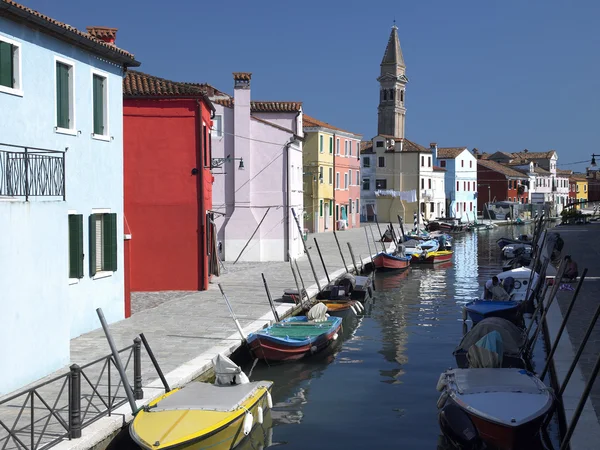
[335, 273, 356, 296]
[438, 403, 483, 450]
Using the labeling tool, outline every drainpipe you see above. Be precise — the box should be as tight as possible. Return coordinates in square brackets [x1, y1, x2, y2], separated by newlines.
[333, 133, 336, 230]
[286, 110, 301, 261]
[196, 99, 206, 291]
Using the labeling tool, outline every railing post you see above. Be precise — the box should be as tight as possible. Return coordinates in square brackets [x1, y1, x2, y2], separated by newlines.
[24, 147, 29, 201]
[133, 337, 144, 400]
[69, 364, 82, 439]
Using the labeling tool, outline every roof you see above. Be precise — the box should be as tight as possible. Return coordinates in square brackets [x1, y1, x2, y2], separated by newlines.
[436, 147, 468, 159]
[381, 25, 405, 67]
[511, 150, 557, 160]
[0, 1, 139, 66]
[556, 169, 572, 176]
[212, 98, 302, 113]
[123, 71, 214, 110]
[302, 114, 361, 137]
[570, 173, 588, 182]
[433, 165, 446, 171]
[402, 139, 430, 153]
[182, 82, 229, 98]
[232, 72, 252, 81]
[361, 141, 374, 153]
[477, 159, 529, 178]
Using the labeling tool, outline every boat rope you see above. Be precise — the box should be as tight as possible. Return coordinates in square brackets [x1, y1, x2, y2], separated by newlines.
[247, 357, 259, 378]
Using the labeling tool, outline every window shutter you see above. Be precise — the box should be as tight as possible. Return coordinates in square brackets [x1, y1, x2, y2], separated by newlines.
[93, 75, 104, 135]
[0, 42, 13, 88]
[89, 214, 97, 277]
[69, 215, 84, 278]
[103, 213, 118, 272]
[56, 63, 70, 128]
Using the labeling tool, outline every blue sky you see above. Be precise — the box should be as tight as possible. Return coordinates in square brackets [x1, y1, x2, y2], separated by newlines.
[20, 0, 599, 172]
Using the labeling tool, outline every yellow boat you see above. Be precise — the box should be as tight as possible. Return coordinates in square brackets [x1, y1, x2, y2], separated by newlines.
[130, 354, 273, 450]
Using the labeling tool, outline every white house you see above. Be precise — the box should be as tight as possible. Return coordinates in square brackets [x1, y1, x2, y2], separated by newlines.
[0, 2, 139, 394]
[207, 73, 304, 262]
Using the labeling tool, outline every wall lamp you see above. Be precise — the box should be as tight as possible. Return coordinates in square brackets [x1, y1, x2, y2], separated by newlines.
[211, 154, 244, 170]
[591, 154, 599, 168]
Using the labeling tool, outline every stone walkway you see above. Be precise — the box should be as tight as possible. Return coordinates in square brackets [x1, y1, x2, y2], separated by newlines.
[0, 225, 387, 450]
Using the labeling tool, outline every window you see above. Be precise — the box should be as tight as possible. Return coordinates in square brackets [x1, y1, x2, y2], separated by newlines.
[356, 171, 360, 186]
[89, 212, 118, 277]
[348, 169, 352, 185]
[470, 160, 472, 168]
[349, 141, 353, 157]
[470, 202, 473, 211]
[464, 181, 466, 191]
[363, 157, 370, 168]
[0, 36, 22, 95]
[355, 199, 359, 214]
[319, 199, 323, 217]
[319, 135, 324, 153]
[319, 166, 324, 184]
[430, 203, 434, 213]
[376, 179, 387, 189]
[68, 214, 84, 279]
[584, 185, 587, 192]
[362, 178, 370, 191]
[421, 178, 424, 189]
[461, 160, 464, 167]
[440, 160, 446, 168]
[349, 199, 352, 214]
[329, 136, 333, 154]
[344, 173, 349, 189]
[213, 115, 223, 137]
[336, 172, 340, 189]
[344, 141, 348, 156]
[376, 141, 384, 148]
[428, 157, 431, 167]
[456, 181, 459, 191]
[328, 167, 333, 185]
[336, 138, 340, 155]
[335, 204, 339, 220]
[92, 72, 108, 138]
[428, 179, 432, 189]
[421, 156, 424, 166]
[55, 58, 75, 132]
[378, 156, 385, 168]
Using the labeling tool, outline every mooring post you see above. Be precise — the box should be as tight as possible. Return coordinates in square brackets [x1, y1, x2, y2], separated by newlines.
[291, 208, 321, 292]
[261, 273, 281, 322]
[293, 258, 310, 305]
[69, 364, 82, 439]
[333, 231, 349, 273]
[347, 242, 359, 274]
[397, 215, 406, 243]
[368, 225, 381, 254]
[313, 238, 330, 284]
[133, 337, 144, 400]
[288, 254, 303, 305]
[374, 217, 386, 252]
[364, 226, 375, 268]
[140, 333, 171, 393]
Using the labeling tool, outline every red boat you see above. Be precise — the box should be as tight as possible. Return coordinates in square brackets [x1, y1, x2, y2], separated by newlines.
[373, 251, 411, 271]
[412, 250, 453, 264]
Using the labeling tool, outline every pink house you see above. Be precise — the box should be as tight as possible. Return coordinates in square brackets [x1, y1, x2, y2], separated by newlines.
[204, 73, 305, 262]
[334, 133, 363, 230]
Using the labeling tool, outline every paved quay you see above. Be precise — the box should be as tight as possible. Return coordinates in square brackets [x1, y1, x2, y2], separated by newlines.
[544, 222, 600, 450]
[0, 225, 389, 450]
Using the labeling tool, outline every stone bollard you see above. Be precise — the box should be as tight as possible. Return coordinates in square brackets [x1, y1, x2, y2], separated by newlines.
[69, 364, 82, 438]
[133, 337, 144, 400]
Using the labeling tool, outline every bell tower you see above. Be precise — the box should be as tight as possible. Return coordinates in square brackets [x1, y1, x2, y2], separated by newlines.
[377, 24, 408, 138]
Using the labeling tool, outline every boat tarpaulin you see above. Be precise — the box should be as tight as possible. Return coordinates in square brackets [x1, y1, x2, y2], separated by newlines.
[455, 317, 526, 356]
[467, 331, 504, 368]
[213, 353, 249, 386]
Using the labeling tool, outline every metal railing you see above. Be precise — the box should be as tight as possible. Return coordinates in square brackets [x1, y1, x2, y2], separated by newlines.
[0, 338, 143, 450]
[0, 143, 66, 201]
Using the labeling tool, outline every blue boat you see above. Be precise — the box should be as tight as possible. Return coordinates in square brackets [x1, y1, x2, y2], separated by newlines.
[246, 316, 343, 362]
[464, 300, 522, 327]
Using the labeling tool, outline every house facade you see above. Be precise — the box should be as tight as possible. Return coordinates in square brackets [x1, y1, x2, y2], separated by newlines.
[123, 71, 215, 295]
[569, 173, 588, 207]
[209, 73, 304, 262]
[475, 158, 528, 214]
[431, 166, 447, 218]
[432, 145, 478, 221]
[360, 142, 377, 221]
[0, 3, 139, 394]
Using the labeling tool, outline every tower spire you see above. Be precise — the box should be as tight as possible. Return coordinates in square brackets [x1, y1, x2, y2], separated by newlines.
[381, 23, 405, 68]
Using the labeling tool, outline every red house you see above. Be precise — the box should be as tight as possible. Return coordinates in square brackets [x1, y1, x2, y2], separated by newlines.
[476, 159, 528, 213]
[123, 71, 215, 315]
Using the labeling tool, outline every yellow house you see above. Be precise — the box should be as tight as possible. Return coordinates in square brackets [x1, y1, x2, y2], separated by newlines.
[570, 174, 588, 208]
[303, 115, 335, 232]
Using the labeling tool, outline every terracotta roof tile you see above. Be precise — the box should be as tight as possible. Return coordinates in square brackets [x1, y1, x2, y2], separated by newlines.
[402, 138, 430, 153]
[302, 114, 361, 137]
[360, 141, 373, 153]
[211, 97, 302, 113]
[232, 72, 252, 81]
[0, 1, 138, 65]
[123, 71, 214, 110]
[477, 159, 529, 178]
[570, 173, 588, 181]
[182, 82, 229, 98]
[86, 26, 117, 42]
[556, 169, 573, 176]
[511, 150, 557, 160]
[436, 147, 467, 159]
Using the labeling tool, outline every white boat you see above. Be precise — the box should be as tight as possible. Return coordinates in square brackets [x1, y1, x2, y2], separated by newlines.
[437, 368, 554, 450]
[502, 243, 532, 259]
[494, 266, 539, 302]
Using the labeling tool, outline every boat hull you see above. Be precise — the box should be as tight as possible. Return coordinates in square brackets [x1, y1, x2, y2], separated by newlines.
[373, 253, 411, 271]
[413, 251, 453, 264]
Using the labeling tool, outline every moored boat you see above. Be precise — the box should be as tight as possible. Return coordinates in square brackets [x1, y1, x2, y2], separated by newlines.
[497, 234, 532, 250]
[316, 273, 374, 303]
[246, 313, 343, 362]
[373, 251, 411, 270]
[413, 250, 453, 264]
[436, 368, 553, 450]
[130, 354, 273, 450]
[464, 300, 523, 327]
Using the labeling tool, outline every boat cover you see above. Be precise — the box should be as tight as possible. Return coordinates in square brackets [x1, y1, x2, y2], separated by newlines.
[451, 369, 543, 395]
[152, 380, 272, 412]
[213, 353, 249, 386]
[466, 331, 503, 368]
[307, 302, 328, 322]
[455, 317, 526, 356]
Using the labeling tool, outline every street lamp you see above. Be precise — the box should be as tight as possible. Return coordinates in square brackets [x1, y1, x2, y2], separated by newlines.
[591, 154, 599, 168]
[211, 154, 244, 170]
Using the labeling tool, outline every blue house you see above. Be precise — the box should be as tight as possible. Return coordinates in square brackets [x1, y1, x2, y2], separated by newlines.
[431, 145, 478, 222]
[0, 1, 139, 394]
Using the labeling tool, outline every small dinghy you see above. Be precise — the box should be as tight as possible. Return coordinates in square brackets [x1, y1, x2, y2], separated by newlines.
[496, 234, 532, 250]
[413, 250, 453, 264]
[453, 317, 528, 369]
[437, 368, 553, 450]
[373, 251, 412, 270]
[130, 354, 273, 450]
[246, 304, 343, 362]
[464, 300, 523, 327]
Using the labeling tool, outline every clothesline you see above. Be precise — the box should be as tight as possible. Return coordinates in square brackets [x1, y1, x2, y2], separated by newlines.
[374, 189, 417, 202]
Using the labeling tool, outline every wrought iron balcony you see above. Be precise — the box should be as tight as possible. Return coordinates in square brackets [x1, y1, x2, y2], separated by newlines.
[0, 142, 66, 201]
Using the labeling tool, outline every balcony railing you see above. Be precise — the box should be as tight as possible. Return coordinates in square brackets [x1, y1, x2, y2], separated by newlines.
[0, 143, 66, 201]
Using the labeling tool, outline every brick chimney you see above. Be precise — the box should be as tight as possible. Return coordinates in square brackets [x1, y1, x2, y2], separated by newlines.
[86, 27, 118, 45]
[523, 148, 529, 153]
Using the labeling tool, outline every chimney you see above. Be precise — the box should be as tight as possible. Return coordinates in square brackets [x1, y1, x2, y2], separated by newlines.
[86, 27, 118, 45]
[430, 142, 438, 159]
[233, 72, 252, 204]
[523, 149, 528, 153]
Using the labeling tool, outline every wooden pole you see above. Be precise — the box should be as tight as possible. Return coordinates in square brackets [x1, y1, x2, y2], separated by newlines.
[347, 242, 359, 274]
[313, 238, 330, 284]
[261, 273, 280, 322]
[291, 208, 321, 291]
[333, 231, 349, 273]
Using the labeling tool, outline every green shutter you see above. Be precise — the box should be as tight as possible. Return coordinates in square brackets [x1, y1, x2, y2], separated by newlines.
[103, 213, 118, 272]
[69, 215, 84, 278]
[319, 200, 323, 217]
[329, 137, 333, 154]
[89, 214, 97, 277]
[319, 135, 323, 153]
[0, 42, 13, 88]
[56, 63, 70, 129]
[93, 75, 104, 135]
